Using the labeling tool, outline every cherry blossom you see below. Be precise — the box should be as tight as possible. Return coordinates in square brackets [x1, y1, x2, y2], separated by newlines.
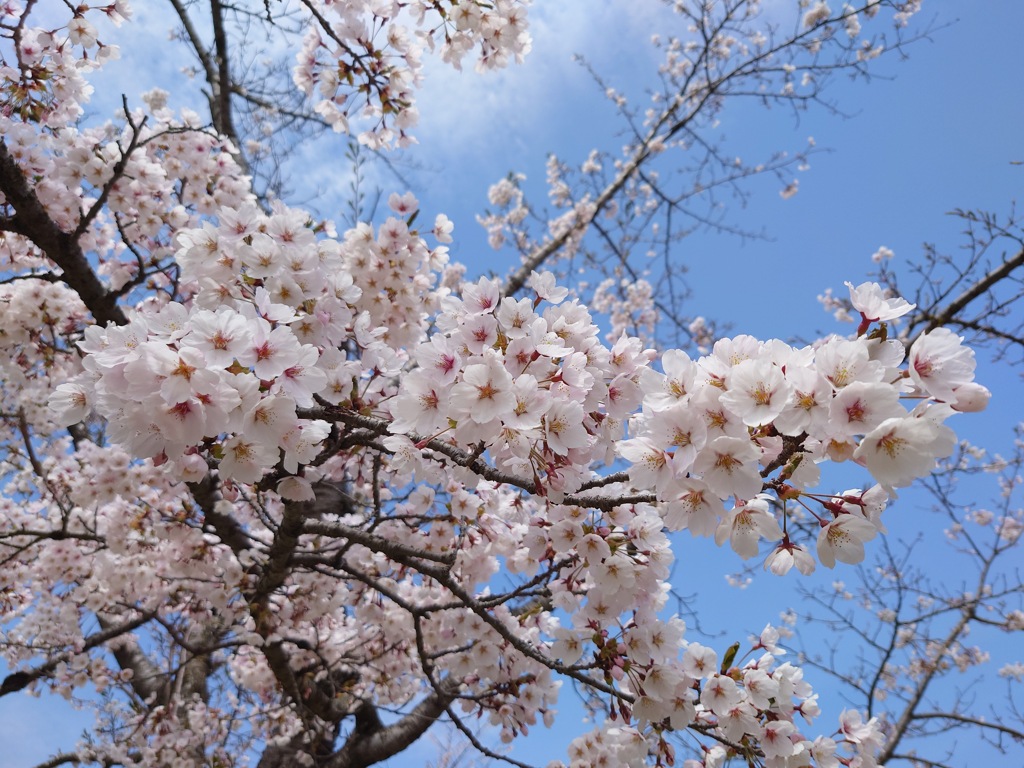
[816, 513, 879, 568]
[765, 540, 817, 576]
[715, 496, 785, 559]
[845, 280, 916, 323]
[853, 406, 958, 492]
[908, 327, 977, 402]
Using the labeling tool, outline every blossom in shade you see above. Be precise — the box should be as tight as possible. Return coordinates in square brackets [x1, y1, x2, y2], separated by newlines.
[49, 381, 92, 426]
[242, 395, 299, 445]
[219, 435, 279, 484]
[280, 419, 330, 473]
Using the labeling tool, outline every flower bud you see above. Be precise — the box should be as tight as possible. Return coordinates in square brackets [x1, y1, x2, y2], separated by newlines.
[951, 382, 991, 413]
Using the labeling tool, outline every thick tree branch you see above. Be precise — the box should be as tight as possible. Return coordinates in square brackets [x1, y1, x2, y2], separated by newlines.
[96, 613, 170, 705]
[209, 0, 240, 145]
[0, 139, 127, 326]
[31, 755, 83, 768]
[326, 692, 453, 768]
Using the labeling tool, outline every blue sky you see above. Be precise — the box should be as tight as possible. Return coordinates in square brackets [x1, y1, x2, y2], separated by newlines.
[3, 1, 1023, 765]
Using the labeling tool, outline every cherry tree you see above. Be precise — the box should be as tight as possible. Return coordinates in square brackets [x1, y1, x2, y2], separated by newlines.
[0, 2, 1019, 767]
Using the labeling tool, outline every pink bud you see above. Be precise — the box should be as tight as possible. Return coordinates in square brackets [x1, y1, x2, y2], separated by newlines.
[951, 382, 991, 412]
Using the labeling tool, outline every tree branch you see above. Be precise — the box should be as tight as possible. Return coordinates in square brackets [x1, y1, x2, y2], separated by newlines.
[326, 692, 453, 768]
[0, 614, 151, 698]
[0, 139, 127, 326]
[907, 247, 1024, 346]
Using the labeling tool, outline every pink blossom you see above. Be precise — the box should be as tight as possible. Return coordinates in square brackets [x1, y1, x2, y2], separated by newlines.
[909, 327, 977, 402]
[527, 270, 568, 304]
[714, 496, 784, 559]
[182, 308, 252, 367]
[242, 396, 299, 444]
[765, 541, 816, 575]
[390, 370, 452, 435]
[618, 436, 673, 491]
[641, 348, 699, 411]
[219, 435, 279, 484]
[845, 281, 915, 322]
[816, 514, 879, 568]
[662, 479, 723, 536]
[700, 674, 742, 715]
[450, 351, 515, 424]
[543, 400, 591, 454]
[951, 382, 991, 412]
[827, 380, 905, 437]
[49, 381, 92, 426]
[694, 435, 762, 500]
[238, 322, 303, 380]
[648, 403, 708, 475]
[719, 358, 792, 427]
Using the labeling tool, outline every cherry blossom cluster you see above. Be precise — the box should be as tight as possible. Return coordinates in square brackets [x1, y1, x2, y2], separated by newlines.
[292, 0, 530, 148]
[48, 193, 454, 493]
[2, 2, 251, 313]
[559, 634, 888, 768]
[0, 438, 254, 766]
[307, 433, 884, 768]
[386, 269, 655, 497]
[385, 271, 986, 574]
[516, 496, 883, 768]
[1, 102, 251, 274]
[1, 1, 129, 128]
[621, 281, 987, 571]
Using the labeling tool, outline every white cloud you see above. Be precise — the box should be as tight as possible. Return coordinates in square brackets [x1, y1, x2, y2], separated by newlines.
[413, 1, 677, 164]
[72, 3, 205, 119]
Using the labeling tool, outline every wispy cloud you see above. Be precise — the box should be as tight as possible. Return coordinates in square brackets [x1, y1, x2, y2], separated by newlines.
[414, 1, 676, 163]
